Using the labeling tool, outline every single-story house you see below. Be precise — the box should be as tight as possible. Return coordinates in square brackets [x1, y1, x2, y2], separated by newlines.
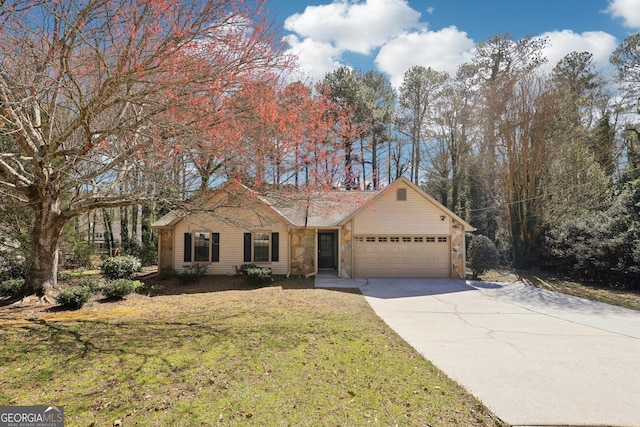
[151, 177, 475, 279]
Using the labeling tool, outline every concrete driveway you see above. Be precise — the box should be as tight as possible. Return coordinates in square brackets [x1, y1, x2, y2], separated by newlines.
[315, 277, 640, 426]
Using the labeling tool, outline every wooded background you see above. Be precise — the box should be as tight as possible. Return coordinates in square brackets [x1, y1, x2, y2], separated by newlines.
[0, 1, 638, 294]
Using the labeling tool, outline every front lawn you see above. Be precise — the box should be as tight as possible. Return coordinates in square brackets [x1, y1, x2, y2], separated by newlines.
[0, 276, 504, 426]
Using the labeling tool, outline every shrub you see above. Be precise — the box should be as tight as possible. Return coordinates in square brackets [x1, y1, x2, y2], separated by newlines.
[101, 279, 144, 299]
[0, 278, 24, 297]
[56, 271, 71, 282]
[179, 264, 207, 283]
[55, 285, 93, 309]
[234, 263, 258, 276]
[541, 178, 640, 288]
[467, 235, 499, 279]
[77, 278, 101, 293]
[0, 256, 26, 282]
[101, 255, 142, 280]
[245, 267, 273, 286]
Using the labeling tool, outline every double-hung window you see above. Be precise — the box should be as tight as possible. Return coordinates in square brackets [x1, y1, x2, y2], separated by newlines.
[254, 232, 270, 262]
[244, 232, 279, 263]
[184, 232, 219, 263]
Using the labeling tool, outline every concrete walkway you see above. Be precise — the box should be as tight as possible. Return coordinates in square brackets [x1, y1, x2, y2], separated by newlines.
[315, 277, 640, 426]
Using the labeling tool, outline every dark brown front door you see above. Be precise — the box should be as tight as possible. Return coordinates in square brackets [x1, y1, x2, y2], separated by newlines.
[318, 232, 336, 269]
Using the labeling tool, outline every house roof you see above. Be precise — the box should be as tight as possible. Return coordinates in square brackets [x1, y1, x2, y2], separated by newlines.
[151, 177, 475, 231]
[260, 190, 379, 227]
[150, 211, 182, 228]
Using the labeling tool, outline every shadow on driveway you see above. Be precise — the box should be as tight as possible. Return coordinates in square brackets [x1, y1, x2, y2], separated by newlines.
[342, 277, 640, 426]
[315, 277, 477, 299]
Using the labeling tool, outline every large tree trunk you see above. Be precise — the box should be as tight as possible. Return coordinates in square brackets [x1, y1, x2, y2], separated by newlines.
[26, 198, 66, 298]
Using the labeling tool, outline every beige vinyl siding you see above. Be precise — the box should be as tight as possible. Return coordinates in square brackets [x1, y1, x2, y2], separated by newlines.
[352, 184, 450, 235]
[174, 209, 289, 275]
[351, 183, 453, 277]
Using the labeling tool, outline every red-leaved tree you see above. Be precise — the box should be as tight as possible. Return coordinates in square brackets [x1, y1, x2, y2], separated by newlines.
[0, 0, 290, 298]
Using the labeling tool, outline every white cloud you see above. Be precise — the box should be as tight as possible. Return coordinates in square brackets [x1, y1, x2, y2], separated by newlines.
[606, 0, 640, 30]
[375, 26, 475, 88]
[284, 0, 422, 55]
[538, 30, 619, 75]
[285, 35, 344, 82]
[281, 1, 622, 90]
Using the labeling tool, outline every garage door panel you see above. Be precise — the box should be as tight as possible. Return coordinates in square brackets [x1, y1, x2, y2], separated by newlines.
[354, 236, 450, 277]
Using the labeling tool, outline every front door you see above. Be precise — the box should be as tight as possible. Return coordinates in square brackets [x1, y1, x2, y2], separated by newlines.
[318, 232, 337, 269]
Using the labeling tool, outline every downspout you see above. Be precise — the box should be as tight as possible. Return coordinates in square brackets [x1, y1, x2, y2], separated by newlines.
[286, 228, 292, 278]
[350, 221, 354, 279]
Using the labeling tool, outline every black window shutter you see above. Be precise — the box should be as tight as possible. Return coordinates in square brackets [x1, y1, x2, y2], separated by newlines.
[212, 233, 220, 262]
[183, 233, 192, 262]
[243, 232, 252, 262]
[271, 232, 279, 262]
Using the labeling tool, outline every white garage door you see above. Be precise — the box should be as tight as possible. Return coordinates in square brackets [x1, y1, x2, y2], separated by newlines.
[353, 236, 450, 277]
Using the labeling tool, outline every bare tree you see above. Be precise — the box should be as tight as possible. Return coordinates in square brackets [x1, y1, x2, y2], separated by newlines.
[0, 0, 289, 298]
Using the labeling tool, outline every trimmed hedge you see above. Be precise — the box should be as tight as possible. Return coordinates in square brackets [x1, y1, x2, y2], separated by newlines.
[101, 256, 142, 280]
[101, 279, 144, 299]
[77, 278, 101, 293]
[245, 267, 273, 286]
[55, 286, 93, 309]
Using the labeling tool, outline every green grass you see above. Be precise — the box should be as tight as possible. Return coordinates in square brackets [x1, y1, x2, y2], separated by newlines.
[0, 277, 504, 426]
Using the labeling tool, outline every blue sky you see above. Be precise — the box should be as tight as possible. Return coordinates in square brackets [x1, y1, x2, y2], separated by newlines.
[269, 0, 640, 87]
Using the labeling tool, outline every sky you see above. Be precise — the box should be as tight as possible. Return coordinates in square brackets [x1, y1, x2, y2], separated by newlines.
[269, 0, 640, 88]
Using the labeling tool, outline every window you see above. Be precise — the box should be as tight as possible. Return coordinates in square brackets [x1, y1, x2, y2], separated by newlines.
[194, 232, 210, 262]
[244, 232, 279, 263]
[414, 237, 423, 243]
[366, 236, 375, 242]
[378, 237, 388, 243]
[254, 232, 270, 262]
[184, 232, 220, 263]
[355, 236, 364, 243]
[438, 237, 448, 243]
[396, 188, 407, 201]
[426, 237, 435, 243]
[391, 237, 400, 242]
[402, 237, 411, 242]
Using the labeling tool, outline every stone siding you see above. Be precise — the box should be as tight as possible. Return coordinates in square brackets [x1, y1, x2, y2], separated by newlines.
[340, 222, 353, 278]
[290, 228, 315, 276]
[451, 219, 466, 279]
